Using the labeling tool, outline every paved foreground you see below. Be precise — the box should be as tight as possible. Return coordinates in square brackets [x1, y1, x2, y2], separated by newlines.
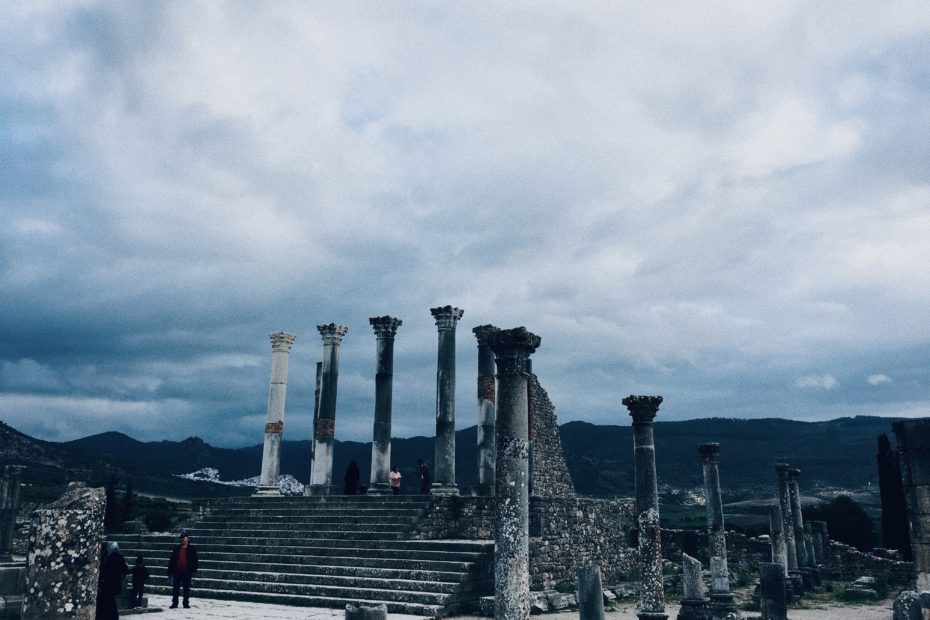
[147, 594, 894, 619]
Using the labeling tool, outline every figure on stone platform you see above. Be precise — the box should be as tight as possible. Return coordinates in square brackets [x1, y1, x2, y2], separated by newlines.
[390, 465, 402, 495]
[344, 460, 361, 495]
[168, 532, 199, 609]
[96, 541, 129, 620]
[130, 554, 149, 608]
[416, 459, 431, 495]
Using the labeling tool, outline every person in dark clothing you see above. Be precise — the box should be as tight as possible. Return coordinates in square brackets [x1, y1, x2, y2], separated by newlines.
[129, 555, 149, 608]
[96, 541, 129, 620]
[343, 460, 360, 495]
[167, 532, 198, 609]
[417, 459, 431, 495]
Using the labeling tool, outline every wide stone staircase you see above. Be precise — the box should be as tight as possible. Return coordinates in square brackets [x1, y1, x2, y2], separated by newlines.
[111, 495, 493, 617]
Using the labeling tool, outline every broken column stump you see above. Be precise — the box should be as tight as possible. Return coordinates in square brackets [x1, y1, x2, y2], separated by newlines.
[577, 565, 605, 620]
[758, 562, 788, 620]
[677, 553, 708, 620]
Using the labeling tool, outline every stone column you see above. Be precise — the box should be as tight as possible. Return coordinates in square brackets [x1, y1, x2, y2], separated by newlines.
[623, 394, 667, 620]
[0, 465, 24, 561]
[810, 521, 826, 565]
[430, 305, 463, 496]
[577, 566, 606, 620]
[787, 469, 810, 568]
[768, 504, 789, 580]
[759, 562, 788, 620]
[678, 553, 708, 620]
[367, 316, 402, 495]
[304, 361, 322, 496]
[489, 327, 540, 620]
[308, 323, 348, 495]
[473, 325, 499, 496]
[893, 419, 930, 591]
[774, 463, 803, 595]
[697, 443, 739, 617]
[256, 332, 296, 495]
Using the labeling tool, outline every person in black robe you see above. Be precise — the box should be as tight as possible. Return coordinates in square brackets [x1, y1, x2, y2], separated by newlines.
[96, 541, 129, 620]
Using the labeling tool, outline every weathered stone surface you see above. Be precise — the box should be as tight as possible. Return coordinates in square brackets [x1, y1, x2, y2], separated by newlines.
[893, 590, 921, 620]
[758, 562, 787, 620]
[345, 602, 388, 619]
[773, 464, 798, 572]
[577, 565, 605, 620]
[681, 553, 705, 601]
[257, 331, 295, 495]
[367, 316, 402, 495]
[308, 324, 348, 495]
[479, 595, 495, 617]
[529, 591, 549, 614]
[431, 306, 463, 496]
[21, 483, 105, 620]
[473, 325, 499, 497]
[489, 327, 539, 620]
[894, 419, 930, 590]
[528, 375, 575, 499]
[545, 591, 569, 610]
[637, 508, 667, 620]
[304, 361, 323, 496]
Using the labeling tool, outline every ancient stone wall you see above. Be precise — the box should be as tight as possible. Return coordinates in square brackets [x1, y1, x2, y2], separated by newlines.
[820, 541, 914, 585]
[411, 495, 496, 540]
[21, 483, 105, 620]
[528, 375, 575, 499]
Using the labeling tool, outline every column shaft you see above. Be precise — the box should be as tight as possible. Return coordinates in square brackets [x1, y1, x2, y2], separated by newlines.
[774, 464, 798, 570]
[431, 306, 463, 495]
[368, 316, 402, 495]
[474, 325, 499, 496]
[304, 362, 323, 496]
[257, 332, 295, 495]
[308, 323, 347, 495]
[623, 395, 667, 620]
[698, 442, 736, 606]
[787, 470, 810, 568]
[490, 327, 540, 620]
[768, 504, 789, 579]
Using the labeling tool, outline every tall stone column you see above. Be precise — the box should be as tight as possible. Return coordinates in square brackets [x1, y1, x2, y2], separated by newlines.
[473, 325, 499, 496]
[367, 316, 402, 495]
[0, 465, 24, 561]
[774, 463, 803, 596]
[623, 394, 667, 620]
[256, 332, 296, 495]
[430, 305, 463, 496]
[768, 504, 789, 580]
[489, 327, 540, 620]
[308, 323, 348, 496]
[787, 469, 810, 568]
[304, 361, 323, 496]
[893, 419, 930, 591]
[697, 443, 738, 615]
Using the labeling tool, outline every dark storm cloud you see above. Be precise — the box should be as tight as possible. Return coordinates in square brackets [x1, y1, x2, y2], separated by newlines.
[2, 2, 930, 447]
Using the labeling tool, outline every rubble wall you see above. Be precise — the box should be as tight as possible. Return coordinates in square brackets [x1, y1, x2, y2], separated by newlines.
[528, 375, 575, 499]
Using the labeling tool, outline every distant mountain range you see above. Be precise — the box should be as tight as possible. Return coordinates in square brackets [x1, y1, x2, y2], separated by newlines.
[0, 416, 902, 501]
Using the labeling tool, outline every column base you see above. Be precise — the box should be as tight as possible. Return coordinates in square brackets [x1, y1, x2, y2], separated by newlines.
[430, 482, 459, 496]
[253, 485, 281, 497]
[676, 599, 709, 620]
[708, 592, 740, 620]
[475, 483, 495, 497]
[788, 570, 805, 599]
[304, 484, 338, 496]
[637, 612, 669, 620]
[366, 483, 391, 496]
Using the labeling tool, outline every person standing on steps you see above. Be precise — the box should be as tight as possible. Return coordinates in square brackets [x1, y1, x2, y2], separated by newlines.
[344, 459, 360, 495]
[130, 554, 149, 608]
[167, 532, 199, 609]
[390, 464, 402, 495]
[96, 541, 129, 620]
[416, 459, 431, 494]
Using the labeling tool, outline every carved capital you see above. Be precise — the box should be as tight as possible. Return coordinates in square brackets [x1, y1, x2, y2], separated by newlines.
[430, 305, 464, 330]
[315, 418, 335, 439]
[698, 442, 720, 464]
[472, 324, 500, 347]
[269, 332, 296, 352]
[317, 323, 348, 345]
[488, 327, 541, 375]
[788, 468, 801, 480]
[774, 462, 790, 480]
[265, 421, 284, 434]
[622, 395, 663, 423]
[369, 316, 402, 339]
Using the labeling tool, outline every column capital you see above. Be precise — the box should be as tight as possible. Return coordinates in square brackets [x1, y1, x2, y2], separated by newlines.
[774, 462, 790, 477]
[698, 442, 720, 464]
[472, 324, 500, 346]
[317, 323, 348, 345]
[369, 316, 402, 339]
[430, 305, 464, 330]
[488, 327, 541, 375]
[269, 331, 296, 352]
[622, 395, 663, 423]
[788, 468, 801, 480]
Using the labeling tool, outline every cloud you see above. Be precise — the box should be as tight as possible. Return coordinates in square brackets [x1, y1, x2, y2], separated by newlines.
[1, 3, 930, 445]
[795, 375, 839, 391]
[868, 374, 893, 386]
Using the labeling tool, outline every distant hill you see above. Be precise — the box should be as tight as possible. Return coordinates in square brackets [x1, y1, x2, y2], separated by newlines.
[1, 416, 902, 501]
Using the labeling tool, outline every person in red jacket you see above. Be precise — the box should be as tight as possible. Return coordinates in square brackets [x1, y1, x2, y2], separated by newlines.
[167, 532, 199, 609]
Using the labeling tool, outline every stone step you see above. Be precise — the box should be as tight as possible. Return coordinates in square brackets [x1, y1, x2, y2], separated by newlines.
[114, 548, 481, 573]
[159, 568, 463, 593]
[144, 584, 444, 617]
[215, 497, 433, 508]
[136, 559, 471, 582]
[188, 524, 414, 537]
[112, 537, 491, 555]
[197, 515, 421, 526]
[116, 545, 487, 566]
[186, 532, 407, 543]
[151, 575, 451, 606]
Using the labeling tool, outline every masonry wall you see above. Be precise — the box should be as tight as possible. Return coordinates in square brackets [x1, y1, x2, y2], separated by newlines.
[528, 375, 575, 499]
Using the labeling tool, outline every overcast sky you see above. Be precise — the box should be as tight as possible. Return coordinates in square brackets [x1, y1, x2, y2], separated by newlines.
[2, 2, 929, 447]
